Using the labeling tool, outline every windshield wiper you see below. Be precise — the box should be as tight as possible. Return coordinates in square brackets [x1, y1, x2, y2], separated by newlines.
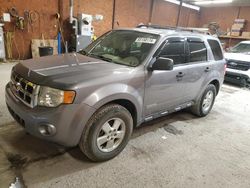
[78, 49, 89, 55]
[89, 53, 113, 62]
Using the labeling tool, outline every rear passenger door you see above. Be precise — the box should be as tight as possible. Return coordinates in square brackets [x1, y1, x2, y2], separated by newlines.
[183, 37, 211, 101]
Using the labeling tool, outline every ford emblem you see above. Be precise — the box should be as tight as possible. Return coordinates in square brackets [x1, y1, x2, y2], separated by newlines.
[16, 82, 21, 91]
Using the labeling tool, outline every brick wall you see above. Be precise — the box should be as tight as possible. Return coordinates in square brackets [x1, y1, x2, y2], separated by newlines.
[151, 0, 200, 27]
[114, 0, 152, 28]
[0, 0, 59, 59]
[6, 1, 250, 60]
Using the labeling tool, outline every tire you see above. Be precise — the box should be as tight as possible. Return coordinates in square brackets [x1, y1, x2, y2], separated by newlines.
[240, 78, 247, 88]
[79, 104, 133, 162]
[190, 84, 216, 117]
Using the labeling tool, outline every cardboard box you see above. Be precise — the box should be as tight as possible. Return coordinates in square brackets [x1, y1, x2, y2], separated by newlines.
[232, 23, 245, 30]
[231, 31, 241, 37]
[234, 19, 246, 24]
[242, 32, 250, 37]
[231, 29, 242, 33]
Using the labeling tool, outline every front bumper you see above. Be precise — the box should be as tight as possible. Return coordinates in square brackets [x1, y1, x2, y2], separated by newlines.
[225, 68, 250, 86]
[5, 83, 96, 147]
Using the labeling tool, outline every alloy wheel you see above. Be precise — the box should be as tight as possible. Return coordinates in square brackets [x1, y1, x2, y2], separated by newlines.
[202, 90, 214, 113]
[97, 118, 126, 152]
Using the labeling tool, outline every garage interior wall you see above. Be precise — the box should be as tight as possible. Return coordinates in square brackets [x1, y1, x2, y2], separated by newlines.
[0, 0, 59, 60]
[151, 0, 200, 27]
[199, 6, 250, 32]
[0, 0, 250, 59]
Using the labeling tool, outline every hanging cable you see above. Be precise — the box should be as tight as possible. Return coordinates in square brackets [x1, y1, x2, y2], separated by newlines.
[55, 13, 66, 49]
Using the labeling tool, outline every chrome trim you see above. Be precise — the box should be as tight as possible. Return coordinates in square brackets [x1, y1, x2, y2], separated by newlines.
[175, 106, 181, 111]
[145, 116, 153, 121]
[10, 71, 40, 108]
[161, 111, 168, 115]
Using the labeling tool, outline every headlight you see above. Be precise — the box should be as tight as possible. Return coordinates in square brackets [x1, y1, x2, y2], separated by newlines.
[38, 86, 76, 107]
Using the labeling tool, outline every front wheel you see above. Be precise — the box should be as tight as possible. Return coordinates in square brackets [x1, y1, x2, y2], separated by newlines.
[79, 104, 133, 162]
[190, 84, 216, 117]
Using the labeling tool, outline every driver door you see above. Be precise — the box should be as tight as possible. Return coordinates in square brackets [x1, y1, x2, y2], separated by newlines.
[144, 37, 190, 118]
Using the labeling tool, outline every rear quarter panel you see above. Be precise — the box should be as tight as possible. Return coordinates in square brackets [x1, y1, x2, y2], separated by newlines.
[196, 36, 226, 100]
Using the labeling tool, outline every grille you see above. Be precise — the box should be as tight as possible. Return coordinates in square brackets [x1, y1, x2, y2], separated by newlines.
[10, 71, 39, 108]
[227, 60, 250, 71]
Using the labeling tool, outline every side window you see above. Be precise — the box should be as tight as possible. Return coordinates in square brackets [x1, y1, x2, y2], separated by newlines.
[159, 41, 185, 65]
[207, 39, 223, 60]
[188, 41, 207, 63]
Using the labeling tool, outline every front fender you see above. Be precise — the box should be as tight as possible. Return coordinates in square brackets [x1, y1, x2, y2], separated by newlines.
[82, 83, 143, 124]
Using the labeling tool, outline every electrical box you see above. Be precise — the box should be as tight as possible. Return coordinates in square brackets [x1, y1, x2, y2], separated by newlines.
[0, 24, 6, 61]
[70, 14, 93, 52]
[78, 14, 92, 36]
[3, 13, 11, 22]
[71, 35, 92, 52]
[70, 13, 103, 52]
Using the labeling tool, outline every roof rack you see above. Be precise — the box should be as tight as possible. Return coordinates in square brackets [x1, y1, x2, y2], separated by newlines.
[136, 24, 211, 35]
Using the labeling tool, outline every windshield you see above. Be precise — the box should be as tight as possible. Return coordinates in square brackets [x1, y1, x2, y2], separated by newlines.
[230, 43, 250, 53]
[80, 30, 159, 67]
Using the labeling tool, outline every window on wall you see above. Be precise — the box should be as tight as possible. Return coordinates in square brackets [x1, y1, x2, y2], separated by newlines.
[207, 39, 223, 61]
[159, 41, 186, 65]
[188, 42, 207, 63]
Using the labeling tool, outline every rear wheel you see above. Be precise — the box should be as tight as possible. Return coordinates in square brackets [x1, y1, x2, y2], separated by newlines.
[190, 84, 216, 117]
[79, 104, 133, 162]
[240, 78, 247, 87]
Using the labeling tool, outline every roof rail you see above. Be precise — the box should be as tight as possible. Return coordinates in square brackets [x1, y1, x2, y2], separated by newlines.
[136, 24, 211, 35]
[136, 24, 176, 30]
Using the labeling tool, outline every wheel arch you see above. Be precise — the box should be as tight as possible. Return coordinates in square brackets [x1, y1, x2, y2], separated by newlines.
[82, 84, 143, 127]
[99, 99, 138, 128]
[209, 79, 220, 95]
[195, 78, 221, 103]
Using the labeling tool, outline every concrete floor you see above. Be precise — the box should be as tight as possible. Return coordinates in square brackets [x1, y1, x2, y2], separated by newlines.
[0, 63, 250, 188]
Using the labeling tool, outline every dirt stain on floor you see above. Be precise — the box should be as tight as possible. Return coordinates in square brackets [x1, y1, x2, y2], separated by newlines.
[164, 125, 183, 135]
[6, 153, 27, 169]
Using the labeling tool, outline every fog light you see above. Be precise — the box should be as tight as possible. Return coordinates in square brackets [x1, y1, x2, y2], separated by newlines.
[39, 124, 56, 136]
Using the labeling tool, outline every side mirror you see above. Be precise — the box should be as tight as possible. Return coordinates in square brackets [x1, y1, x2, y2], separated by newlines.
[150, 57, 174, 71]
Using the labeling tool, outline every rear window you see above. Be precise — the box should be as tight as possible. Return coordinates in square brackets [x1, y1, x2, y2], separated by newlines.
[188, 42, 207, 62]
[208, 39, 223, 61]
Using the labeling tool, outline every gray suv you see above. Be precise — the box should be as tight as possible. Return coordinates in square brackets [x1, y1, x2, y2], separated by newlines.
[5, 26, 226, 161]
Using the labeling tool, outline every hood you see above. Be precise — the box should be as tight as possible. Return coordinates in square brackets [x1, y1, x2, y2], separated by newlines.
[224, 52, 250, 62]
[13, 53, 133, 89]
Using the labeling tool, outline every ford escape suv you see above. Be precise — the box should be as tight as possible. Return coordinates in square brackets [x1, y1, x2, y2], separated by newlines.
[5, 26, 226, 161]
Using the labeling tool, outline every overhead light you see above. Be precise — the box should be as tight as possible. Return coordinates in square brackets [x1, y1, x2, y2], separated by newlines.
[183, 3, 200, 10]
[164, 0, 200, 11]
[165, 0, 181, 4]
[194, 0, 233, 5]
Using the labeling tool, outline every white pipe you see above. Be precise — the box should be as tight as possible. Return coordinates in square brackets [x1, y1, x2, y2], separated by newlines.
[69, 0, 74, 24]
[73, 17, 78, 35]
[69, 0, 78, 35]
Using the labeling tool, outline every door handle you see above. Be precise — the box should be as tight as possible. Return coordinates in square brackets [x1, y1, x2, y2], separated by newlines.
[176, 72, 185, 78]
[204, 67, 210, 72]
